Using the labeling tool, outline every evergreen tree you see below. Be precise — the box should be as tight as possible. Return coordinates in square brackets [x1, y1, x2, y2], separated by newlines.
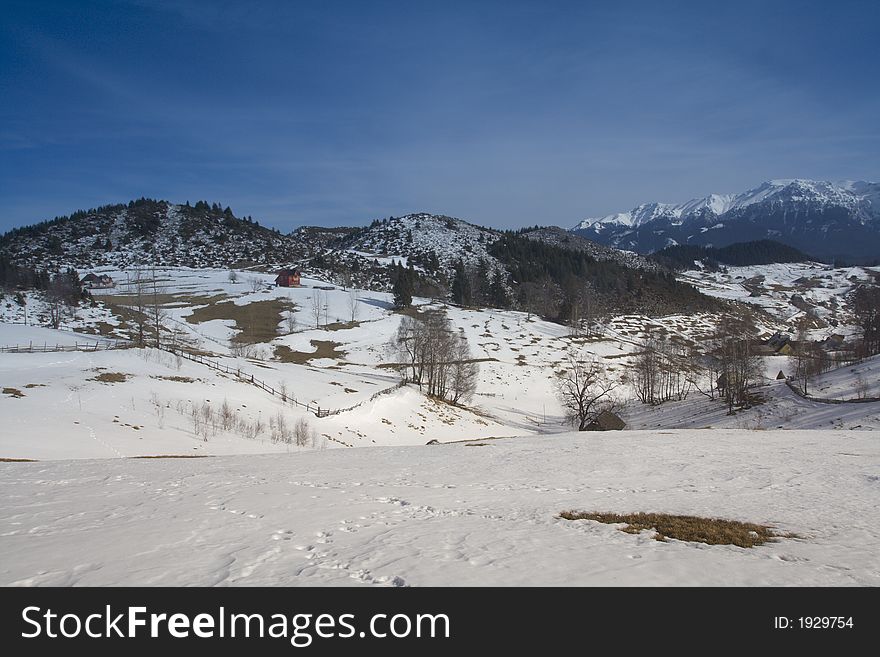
[392, 262, 412, 309]
[451, 260, 472, 306]
[490, 270, 509, 308]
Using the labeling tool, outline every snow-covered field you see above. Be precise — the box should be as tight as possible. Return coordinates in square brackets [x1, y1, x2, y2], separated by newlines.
[1, 430, 877, 586]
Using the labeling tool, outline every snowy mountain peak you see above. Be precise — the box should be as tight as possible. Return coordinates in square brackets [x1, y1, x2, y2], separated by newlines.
[572, 179, 880, 262]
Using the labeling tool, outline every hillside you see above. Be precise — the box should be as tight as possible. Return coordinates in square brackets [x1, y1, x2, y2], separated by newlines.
[0, 199, 309, 271]
[3, 205, 728, 320]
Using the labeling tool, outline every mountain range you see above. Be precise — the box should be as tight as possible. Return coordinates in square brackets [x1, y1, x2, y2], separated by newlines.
[572, 179, 880, 264]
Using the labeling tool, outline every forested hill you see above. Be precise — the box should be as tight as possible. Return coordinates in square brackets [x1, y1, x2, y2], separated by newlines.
[0, 198, 309, 270]
[485, 232, 723, 318]
[649, 240, 812, 271]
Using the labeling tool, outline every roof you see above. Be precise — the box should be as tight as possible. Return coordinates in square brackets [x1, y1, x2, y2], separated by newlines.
[587, 410, 626, 431]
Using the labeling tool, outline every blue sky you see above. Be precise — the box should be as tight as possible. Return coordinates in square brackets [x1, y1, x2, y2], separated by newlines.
[1, 0, 878, 233]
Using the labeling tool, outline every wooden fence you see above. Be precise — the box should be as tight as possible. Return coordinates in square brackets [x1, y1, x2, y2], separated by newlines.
[0, 340, 132, 353]
[165, 347, 336, 417]
[0, 339, 405, 419]
[785, 380, 880, 405]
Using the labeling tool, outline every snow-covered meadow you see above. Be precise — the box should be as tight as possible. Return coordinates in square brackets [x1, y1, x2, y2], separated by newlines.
[1, 430, 878, 586]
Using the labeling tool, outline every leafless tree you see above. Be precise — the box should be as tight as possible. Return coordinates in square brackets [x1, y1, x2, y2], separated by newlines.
[449, 330, 479, 404]
[285, 309, 297, 334]
[228, 270, 239, 284]
[149, 266, 168, 348]
[391, 310, 479, 404]
[716, 317, 763, 414]
[631, 338, 691, 405]
[248, 276, 262, 293]
[311, 290, 325, 328]
[348, 288, 360, 323]
[555, 351, 620, 431]
[128, 267, 149, 347]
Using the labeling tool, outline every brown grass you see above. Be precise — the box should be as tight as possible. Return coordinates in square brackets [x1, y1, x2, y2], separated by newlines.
[323, 320, 362, 332]
[274, 340, 346, 364]
[559, 511, 798, 548]
[24, 383, 47, 388]
[2, 387, 25, 398]
[91, 372, 129, 384]
[102, 292, 228, 308]
[151, 375, 196, 383]
[0, 457, 37, 462]
[187, 298, 293, 344]
[131, 454, 211, 459]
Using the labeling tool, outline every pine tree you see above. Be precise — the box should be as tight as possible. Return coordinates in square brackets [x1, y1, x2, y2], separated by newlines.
[451, 260, 471, 306]
[392, 263, 412, 309]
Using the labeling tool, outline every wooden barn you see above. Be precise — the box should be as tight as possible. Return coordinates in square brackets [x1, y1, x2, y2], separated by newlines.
[586, 410, 626, 432]
[275, 268, 301, 287]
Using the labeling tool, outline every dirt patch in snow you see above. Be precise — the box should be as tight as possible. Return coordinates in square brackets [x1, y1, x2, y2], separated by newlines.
[559, 511, 798, 548]
[274, 340, 346, 364]
[91, 372, 129, 384]
[187, 298, 293, 344]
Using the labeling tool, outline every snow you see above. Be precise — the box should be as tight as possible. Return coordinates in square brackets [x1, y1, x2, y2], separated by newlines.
[678, 262, 878, 338]
[575, 178, 880, 231]
[1, 429, 877, 586]
[622, 378, 880, 432]
[2, 259, 879, 587]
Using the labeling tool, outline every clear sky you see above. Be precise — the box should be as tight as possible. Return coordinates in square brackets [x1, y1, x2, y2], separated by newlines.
[1, 0, 878, 233]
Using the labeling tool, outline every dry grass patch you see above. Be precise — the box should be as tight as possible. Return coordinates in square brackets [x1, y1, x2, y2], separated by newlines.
[187, 298, 293, 344]
[323, 320, 362, 332]
[274, 340, 346, 364]
[559, 511, 798, 548]
[151, 375, 196, 383]
[131, 454, 211, 459]
[0, 457, 37, 462]
[91, 372, 129, 384]
[3, 387, 25, 398]
[24, 383, 47, 388]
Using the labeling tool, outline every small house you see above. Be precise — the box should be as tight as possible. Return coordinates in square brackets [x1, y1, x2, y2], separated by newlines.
[275, 269, 301, 287]
[80, 273, 115, 289]
[586, 410, 626, 432]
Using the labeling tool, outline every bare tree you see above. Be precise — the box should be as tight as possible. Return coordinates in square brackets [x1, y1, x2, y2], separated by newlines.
[285, 309, 297, 334]
[311, 290, 325, 328]
[228, 270, 239, 284]
[248, 276, 262, 293]
[716, 318, 763, 413]
[555, 351, 620, 431]
[450, 330, 479, 404]
[149, 266, 168, 348]
[391, 310, 479, 404]
[348, 288, 360, 323]
[128, 267, 149, 347]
